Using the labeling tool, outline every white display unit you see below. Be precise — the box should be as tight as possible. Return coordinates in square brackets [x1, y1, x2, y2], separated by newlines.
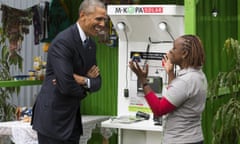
[101, 5, 184, 144]
[102, 118, 162, 144]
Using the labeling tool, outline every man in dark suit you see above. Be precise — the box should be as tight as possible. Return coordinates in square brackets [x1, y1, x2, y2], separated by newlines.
[31, 0, 107, 143]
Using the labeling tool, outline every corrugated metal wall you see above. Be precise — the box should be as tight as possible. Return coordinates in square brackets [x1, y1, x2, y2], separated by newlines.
[0, 0, 50, 107]
[81, 43, 118, 115]
[197, 0, 238, 81]
[196, 0, 238, 143]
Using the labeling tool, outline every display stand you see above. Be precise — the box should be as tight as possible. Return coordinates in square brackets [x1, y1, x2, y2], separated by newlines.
[101, 118, 162, 144]
[101, 4, 184, 144]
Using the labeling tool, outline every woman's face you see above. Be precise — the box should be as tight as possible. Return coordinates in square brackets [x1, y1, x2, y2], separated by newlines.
[168, 37, 186, 67]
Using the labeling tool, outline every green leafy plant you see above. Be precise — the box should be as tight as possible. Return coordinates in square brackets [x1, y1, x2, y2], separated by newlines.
[208, 38, 240, 144]
[0, 27, 22, 121]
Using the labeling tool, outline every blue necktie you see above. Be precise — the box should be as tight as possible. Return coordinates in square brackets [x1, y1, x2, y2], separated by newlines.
[83, 38, 89, 48]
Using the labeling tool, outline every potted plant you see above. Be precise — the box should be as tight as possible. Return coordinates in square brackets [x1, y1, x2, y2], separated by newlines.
[0, 27, 22, 122]
[208, 38, 240, 144]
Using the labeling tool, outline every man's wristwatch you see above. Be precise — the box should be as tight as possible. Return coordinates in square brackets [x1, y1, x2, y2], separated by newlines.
[84, 77, 90, 88]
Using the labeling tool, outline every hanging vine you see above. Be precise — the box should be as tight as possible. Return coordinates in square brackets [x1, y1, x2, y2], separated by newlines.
[0, 4, 32, 55]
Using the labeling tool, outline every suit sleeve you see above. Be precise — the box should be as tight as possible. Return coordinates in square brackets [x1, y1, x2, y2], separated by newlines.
[86, 39, 101, 92]
[48, 38, 87, 98]
[88, 76, 101, 92]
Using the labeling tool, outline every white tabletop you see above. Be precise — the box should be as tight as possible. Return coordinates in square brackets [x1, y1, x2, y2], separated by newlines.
[0, 115, 110, 144]
[101, 118, 163, 132]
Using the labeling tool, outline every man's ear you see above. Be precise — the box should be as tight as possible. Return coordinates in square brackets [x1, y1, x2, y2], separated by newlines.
[80, 12, 83, 17]
[79, 11, 85, 19]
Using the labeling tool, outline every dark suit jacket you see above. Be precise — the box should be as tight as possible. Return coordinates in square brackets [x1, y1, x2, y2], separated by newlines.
[32, 24, 101, 140]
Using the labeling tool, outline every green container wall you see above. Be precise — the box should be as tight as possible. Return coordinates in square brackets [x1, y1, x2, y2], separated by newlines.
[196, 0, 238, 144]
[196, 0, 238, 81]
[80, 42, 118, 144]
[81, 42, 118, 116]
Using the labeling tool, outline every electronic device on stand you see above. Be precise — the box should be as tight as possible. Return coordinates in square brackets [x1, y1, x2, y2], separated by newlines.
[101, 5, 184, 144]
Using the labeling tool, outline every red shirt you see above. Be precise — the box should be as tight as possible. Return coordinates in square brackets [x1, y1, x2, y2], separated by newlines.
[145, 91, 176, 116]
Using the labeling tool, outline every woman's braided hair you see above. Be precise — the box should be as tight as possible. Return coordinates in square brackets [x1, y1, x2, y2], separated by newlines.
[181, 35, 205, 69]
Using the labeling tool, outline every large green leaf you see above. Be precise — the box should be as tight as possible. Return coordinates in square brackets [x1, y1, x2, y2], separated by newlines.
[209, 38, 240, 144]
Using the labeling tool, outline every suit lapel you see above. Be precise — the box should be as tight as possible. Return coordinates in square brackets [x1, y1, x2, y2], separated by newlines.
[71, 24, 85, 56]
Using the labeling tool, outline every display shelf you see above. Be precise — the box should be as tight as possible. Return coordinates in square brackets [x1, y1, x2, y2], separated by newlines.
[0, 80, 42, 87]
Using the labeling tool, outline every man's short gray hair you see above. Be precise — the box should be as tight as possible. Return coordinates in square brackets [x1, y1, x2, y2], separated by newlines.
[79, 0, 105, 14]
